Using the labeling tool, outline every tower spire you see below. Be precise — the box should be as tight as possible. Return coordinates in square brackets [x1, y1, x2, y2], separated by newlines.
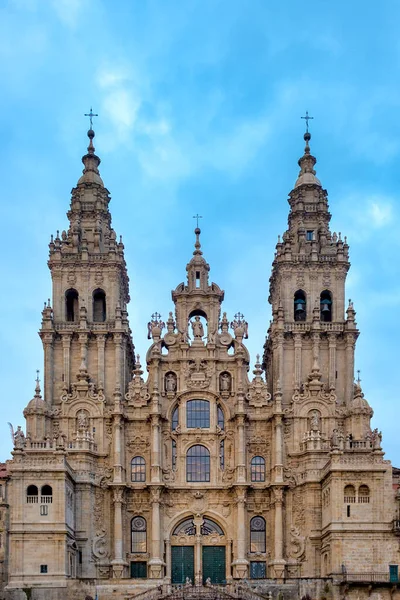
[78, 127, 104, 186]
[294, 115, 321, 189]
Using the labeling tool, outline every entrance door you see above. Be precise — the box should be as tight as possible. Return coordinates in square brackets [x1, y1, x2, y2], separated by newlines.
[202, 546, 226, 584]
[171, 546, 194, 584]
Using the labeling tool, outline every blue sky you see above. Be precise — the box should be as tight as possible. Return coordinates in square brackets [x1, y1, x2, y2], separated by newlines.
[1, 0, 399, 464]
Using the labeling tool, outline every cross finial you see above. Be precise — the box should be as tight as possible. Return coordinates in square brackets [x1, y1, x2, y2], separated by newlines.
[356, 369, 361, 384]
[84, 107, 98, 130]
[193, 214, 203, 228]
[36, 369, 40, 383]
[151, 312, 161, 322]
[301, 110, 314, 133]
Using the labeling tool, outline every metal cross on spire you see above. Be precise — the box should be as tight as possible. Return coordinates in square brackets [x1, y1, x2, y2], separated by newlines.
[301, 110, 314, 133]
[84, 107, 98, 129]
[193, 214, 203, 228]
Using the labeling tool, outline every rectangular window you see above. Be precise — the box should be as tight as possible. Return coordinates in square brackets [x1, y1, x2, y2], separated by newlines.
[250, 561, 266, 579]
[40, 504, 48, 516]
[306, 230, 314, 241]
[40, 565, 48, 574]
[131, 530, 147, 553]
[347, 505, 351, 517]
[187, 400, 210, 428]
[130, 561, 147, 578]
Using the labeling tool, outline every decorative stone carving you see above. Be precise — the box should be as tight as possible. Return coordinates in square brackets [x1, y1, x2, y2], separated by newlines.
[289, 526, 306, 560]
[218, 313, 233, 346]
[125, 355, 150, 407]
[246, 355, 271, 407]
[184, 359, 211, 389]
[92, 529, 109, 560]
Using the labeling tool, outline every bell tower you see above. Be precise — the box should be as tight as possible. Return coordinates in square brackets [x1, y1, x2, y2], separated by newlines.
[41, 127, 134, 411]
[264, 128, 357, 407]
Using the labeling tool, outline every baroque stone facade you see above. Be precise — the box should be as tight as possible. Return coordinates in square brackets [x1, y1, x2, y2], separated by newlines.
[3, 128, 400, 599]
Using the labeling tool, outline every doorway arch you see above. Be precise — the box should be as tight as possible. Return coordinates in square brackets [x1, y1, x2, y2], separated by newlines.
[170, 515, 227, 584]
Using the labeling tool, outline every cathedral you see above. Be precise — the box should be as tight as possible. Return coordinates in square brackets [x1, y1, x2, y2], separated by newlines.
[2, 125, 400, 600]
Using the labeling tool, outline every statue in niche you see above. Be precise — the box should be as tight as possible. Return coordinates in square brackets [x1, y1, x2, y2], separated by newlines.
[220, 372, 232, 393]
[190, 316, 204, 339]
[77, 409, 89, 431]
[309, 410, 320, 432]
[165, 372, 177, 393]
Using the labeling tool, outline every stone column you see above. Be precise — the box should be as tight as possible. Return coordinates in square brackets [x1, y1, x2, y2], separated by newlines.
[42, 333, 54, 403]
[328, 333, 337, 390]
[276, 332, 284, 389]
[274, 384, 284, 484]
[111, 487, 127, 578]
[151, 414, 161, 483]
[79, 332, 88, 370]
[114, 333, 123, 390]
[97, 334, 106, 390]
[148, 487, 163, 578]
[345, 333, 356, 405]
[112, 387, 123, 483]
[293, 333, 302, 390]
[270, 487, 286, 581]
[195, 532, 202, 585]
[226, 539, 233, 583]
[232, 487, 248, 578]
[62, 334, 71, 388]
[312, 331, 320, 373]
[165, 539, 171, 583]
[236, 415, 246, 483]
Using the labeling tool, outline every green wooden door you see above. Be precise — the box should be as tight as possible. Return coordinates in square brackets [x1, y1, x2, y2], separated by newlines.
[202, 546, 226, 584]
[390, 565, 399, 583]
[171, 546, 194, 584]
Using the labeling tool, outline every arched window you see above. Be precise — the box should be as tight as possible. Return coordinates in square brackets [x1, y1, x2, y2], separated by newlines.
[186, 445, 210, 482]
[251, 456, 266, 482]
[173, 518, 196, 535]
[171, 406, 179, 431]
[250, 516, 266, 553]
[93, 289, 106, 322]
[294, 290, 306, 322]
[217, 405, 225, 430]
[344, 485, 356, 503]
[131, 457, 146, 482]
[26, 485, 38, 504]
[320, 290, 332, 322]
[358, 485, 370, 503]
[187, 400, 210, 428]
[65, 289, 79, 322]
[131, 517, 147, 553]
[201, 518, 224, 535]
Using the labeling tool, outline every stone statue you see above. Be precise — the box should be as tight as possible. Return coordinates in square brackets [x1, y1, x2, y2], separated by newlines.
[220, 372, 231, 392]
[13, 426, 25, 449]
[310, 410, 320, 431]
[331, 429, 338, 448]
[165, 372, 177, 393]
[190, 316, 204, 339]
[77, 410, 89, 430]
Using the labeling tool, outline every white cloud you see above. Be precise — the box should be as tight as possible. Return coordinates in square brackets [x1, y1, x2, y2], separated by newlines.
[336, 193, 396, 242]
[368, 201, 393, 227]
[50, 0, 83, 28]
